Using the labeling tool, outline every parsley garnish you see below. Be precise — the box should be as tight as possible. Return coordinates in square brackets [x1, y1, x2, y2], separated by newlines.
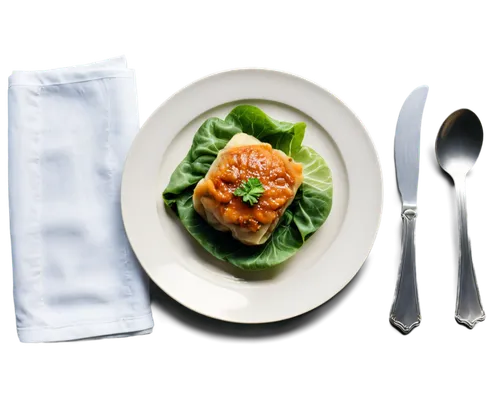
[233, 178, 265, 206]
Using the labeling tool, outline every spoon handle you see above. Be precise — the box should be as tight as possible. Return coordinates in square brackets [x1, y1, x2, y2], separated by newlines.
[454, 178, 485, 328]
[390, 209, 421, 334]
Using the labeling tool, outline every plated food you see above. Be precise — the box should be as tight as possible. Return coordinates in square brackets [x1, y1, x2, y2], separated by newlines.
[163, 105, 333, 270]
[193, 133, 304, 245]
[122, 69, 382, 323]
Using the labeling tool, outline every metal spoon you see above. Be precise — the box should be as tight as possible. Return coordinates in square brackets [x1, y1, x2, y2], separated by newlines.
[435, 109, 485, 329]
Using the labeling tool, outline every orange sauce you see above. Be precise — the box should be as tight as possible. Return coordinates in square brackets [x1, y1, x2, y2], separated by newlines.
[194, 144, 302, 232]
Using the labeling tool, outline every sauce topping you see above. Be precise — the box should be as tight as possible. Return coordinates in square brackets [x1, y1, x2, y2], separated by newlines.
[194, 144, 302, 231]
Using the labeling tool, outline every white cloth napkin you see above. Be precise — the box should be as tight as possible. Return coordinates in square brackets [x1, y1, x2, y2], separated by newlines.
[8, 57, 153, 342]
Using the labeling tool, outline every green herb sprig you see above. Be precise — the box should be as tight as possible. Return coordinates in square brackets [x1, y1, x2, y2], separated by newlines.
[233, 178, 265, 206]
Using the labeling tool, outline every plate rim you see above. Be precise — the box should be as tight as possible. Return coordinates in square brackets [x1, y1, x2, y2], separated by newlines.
[122, 68, 383, 323]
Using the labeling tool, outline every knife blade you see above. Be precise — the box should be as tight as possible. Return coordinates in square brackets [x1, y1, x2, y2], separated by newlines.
[390, 86, 428, 335]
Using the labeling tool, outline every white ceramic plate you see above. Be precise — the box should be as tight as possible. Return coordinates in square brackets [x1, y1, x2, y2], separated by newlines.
[122, 69, 382, 323]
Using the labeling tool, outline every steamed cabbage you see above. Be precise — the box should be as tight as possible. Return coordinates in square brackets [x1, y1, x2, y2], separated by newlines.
[163, 105, 333, 270]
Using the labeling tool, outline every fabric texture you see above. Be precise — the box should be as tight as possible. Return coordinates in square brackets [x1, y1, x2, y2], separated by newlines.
[8, 56, 153, 342]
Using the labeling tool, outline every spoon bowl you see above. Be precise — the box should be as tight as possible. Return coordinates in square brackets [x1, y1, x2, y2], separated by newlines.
[435, 109, 483, 179]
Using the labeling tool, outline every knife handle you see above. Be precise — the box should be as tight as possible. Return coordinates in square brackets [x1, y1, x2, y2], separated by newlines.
[454, 178, 485, 328]
[390, 209, 421, 334]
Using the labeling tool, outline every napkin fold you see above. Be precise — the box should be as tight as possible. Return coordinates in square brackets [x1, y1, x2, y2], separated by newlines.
[8, 57, 153, 342]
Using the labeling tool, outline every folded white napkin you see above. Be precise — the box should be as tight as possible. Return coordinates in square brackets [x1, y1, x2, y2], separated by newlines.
[8, 57, 153, 342]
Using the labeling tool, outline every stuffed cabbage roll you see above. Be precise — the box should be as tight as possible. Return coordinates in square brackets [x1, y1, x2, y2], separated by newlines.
[193, 133, 304, 245]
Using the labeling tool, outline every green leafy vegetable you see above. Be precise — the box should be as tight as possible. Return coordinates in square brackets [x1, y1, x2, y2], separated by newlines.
[233, 178, 265, 206]
[163, 105, 333, 270]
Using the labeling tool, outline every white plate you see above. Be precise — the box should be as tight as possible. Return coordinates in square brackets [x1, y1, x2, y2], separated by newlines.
[122, 69, 382, 323]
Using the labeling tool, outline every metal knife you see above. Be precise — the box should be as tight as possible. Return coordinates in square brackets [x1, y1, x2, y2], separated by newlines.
[390, 86, 429, 334]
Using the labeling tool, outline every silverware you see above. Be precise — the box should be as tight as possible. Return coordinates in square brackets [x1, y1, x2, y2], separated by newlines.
[390, 86, 428, 334]
[435, 109, 485, 329]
